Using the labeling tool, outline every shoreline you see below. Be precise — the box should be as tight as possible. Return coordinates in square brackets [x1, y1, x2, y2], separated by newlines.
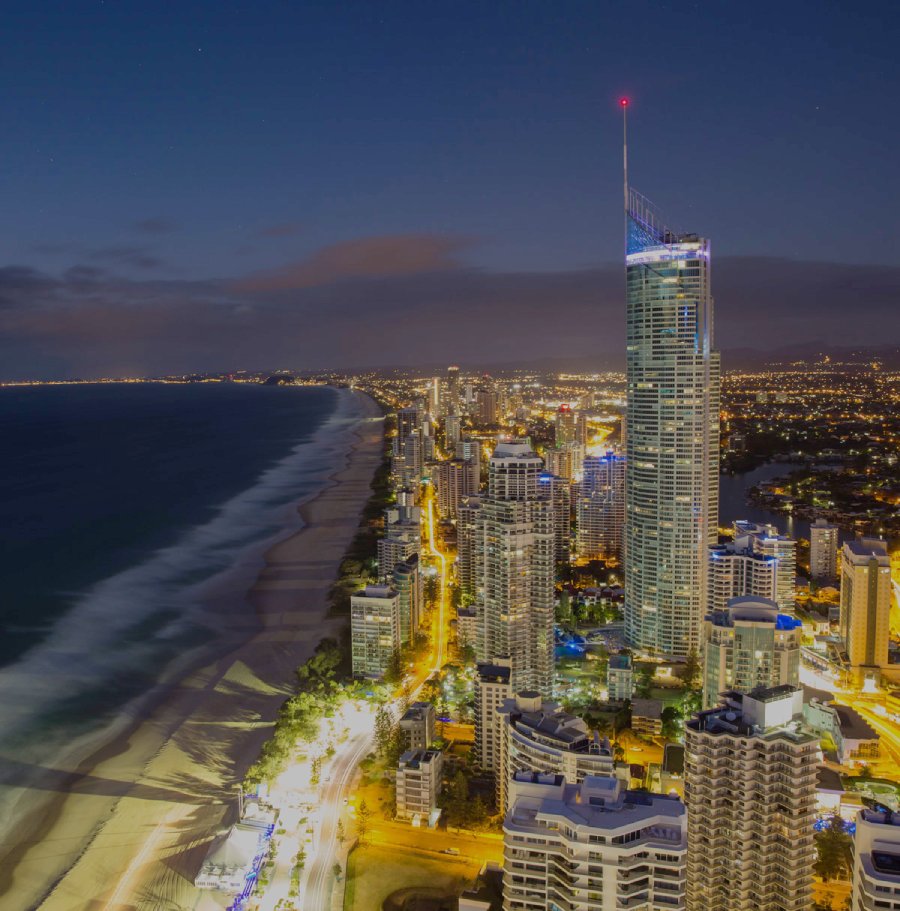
[0, 388, 385, 911]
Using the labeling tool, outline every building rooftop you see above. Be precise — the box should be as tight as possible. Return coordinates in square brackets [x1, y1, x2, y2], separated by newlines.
[400, 702, 434, 724]
[608, 655, 632, 670]
[477, 661, 511, 683]
[833, 705, 878, 741]
[508, 772, 685, 836]
[844, 537, 889, 562]
[399, 749, 442, 769]
[632, 698, 663, 719]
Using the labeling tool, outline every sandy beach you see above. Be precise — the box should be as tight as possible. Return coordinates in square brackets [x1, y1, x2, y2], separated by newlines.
[0, 389, 384, 911]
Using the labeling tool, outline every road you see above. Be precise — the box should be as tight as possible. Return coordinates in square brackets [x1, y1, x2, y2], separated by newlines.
[293, 480, 452, 910]
[301, 728, 375, 910]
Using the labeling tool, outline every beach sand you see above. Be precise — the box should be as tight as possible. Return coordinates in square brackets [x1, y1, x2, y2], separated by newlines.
[0, 389, 384, 911]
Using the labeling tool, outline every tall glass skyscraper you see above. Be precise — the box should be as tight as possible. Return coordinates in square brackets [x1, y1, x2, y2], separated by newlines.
[624, 188, 720, 655]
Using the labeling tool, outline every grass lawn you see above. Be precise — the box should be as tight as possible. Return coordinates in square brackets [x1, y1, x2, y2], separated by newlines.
[344, 844, 479, 911]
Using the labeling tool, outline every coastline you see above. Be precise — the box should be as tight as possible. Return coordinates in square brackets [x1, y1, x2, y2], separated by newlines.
[0, 388, 385, 911]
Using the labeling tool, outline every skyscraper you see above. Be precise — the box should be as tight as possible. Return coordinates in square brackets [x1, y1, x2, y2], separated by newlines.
[685, 686, 819, 911]
[840, 537, 891, 686]
[554, 403, 576, 446]
[447, 364, 460, 415]
[624, 185, 720, 655]
[810, 518, 839, 581]
[473, 441, 555, 694]
[575, 451, 626, 561]
[503, 773, 686, 911]
[701, 595, 802, 708]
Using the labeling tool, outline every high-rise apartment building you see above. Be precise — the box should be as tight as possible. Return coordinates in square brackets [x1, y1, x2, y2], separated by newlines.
[810, 518, 839, 581]
[444, 413, 462, 446]
[555, 404, 576, 446]
[539, 472, 571, 563]
[432, 457, 478, 520]
[841, 538, 892, 685]
[429, 376, 443, 417]
[456, 493, 482, 606]
[851, 808, 900, 911]
[392, 553, 422, 646]
[708, 522, 797, 614]
[575, 452, 625, 561]
[447, 365, 460, 415]
[624, 189, 720, 656]
[350, 584, 401, 678]
[478, 388, 500, 425]
[495, 691, 617, 812]
[544, 442, 584, 483]
[473, 441, 555, 694]
[684, 685, 820, 911]
[503, 772, 686, 911]
[701, 596, 802, 708]
[734, 522, 796, 612]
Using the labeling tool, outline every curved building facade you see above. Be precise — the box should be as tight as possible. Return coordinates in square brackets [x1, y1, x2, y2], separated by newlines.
[624, 190, 720, 656]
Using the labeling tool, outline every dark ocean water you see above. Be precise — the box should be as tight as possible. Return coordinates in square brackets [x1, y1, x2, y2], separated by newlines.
[0, 382, 347, 755]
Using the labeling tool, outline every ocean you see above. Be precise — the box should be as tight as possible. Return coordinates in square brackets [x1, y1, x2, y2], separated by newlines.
[0, 382, 354, 765]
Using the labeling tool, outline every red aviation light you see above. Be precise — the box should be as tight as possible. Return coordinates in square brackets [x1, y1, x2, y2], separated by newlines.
[619, 97, 629, 107]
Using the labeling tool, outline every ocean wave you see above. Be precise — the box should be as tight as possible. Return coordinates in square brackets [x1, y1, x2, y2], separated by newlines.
[0, 387, 365, 754]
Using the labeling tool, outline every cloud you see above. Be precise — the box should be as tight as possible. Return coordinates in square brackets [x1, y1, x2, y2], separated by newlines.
[132, 217, 178, 235]
[258, 222, 303, 239]
[0, 245, 897, 380]
[231, 233, 472, 293]
[88, 246, 163, 270]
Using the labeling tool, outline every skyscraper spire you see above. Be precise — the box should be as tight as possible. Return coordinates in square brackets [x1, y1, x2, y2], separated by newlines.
[620, 97, 629, 222]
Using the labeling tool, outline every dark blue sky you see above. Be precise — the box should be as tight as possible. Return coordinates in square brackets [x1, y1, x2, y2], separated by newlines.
[1, 1, 898, 378]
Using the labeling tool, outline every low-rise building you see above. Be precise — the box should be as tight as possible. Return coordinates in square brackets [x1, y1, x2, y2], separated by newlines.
[399, 701, 435, 751]
[503, 772, 686, 911]
[631, 698, 663, 738]
[396, 749, 443, 824]
[803, 694, 880, 767]
[456, 605, 478, 651]
[607, 654, 633, 701]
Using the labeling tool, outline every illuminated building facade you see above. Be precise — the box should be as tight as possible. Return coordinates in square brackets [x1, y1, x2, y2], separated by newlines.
[624, 190, 720, 655]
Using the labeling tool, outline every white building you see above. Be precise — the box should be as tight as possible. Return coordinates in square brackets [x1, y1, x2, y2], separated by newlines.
[503, 772, 686, 911]
[810, 518, 839, 581]
[734, 521, 797, 613]
[539, 472, 571, 564]
[851, 808, 900, 911]
[396, 749, 443, 824]
[496, 692, 618, 812]
[350, 584, 401, 679]
[624, 191, 720, 656]
[841, 538, 892, 686]
[701, 595, 802, 708]
[684, 685, 820, 911]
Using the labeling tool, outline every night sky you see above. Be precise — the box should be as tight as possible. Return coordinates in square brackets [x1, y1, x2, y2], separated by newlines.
[2, 1, 898, 379]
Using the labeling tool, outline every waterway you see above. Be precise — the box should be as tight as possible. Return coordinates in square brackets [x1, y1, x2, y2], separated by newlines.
[718, 461, 851, 544]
